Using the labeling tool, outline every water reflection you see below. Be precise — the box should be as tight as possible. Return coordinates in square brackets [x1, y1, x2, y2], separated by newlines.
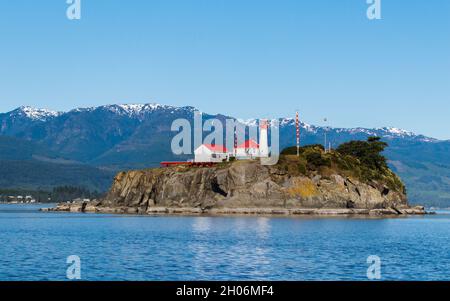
[227, 218, 272, 279]
[188, 217, 274, 279]
[192, 217, 212, 233]
[256, 217, 270, 240]
[189, 217, 216, 279]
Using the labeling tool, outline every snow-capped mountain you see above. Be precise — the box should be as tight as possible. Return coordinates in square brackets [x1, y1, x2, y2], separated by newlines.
[69, 103, 196, 118]
[0, 103, 438, 144]
[8, 106, 61, 121]
[240, 117, 436, 143]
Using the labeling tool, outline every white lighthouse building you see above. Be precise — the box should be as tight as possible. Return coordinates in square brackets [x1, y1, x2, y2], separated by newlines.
[259, 119, 269, 158]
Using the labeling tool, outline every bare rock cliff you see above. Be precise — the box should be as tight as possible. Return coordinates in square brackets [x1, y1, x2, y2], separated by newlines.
[97, 160, 410, 212]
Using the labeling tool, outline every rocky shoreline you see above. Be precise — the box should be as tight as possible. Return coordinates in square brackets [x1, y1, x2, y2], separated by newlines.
[41, 201, 427, 216]
[41, 156, 429, 217]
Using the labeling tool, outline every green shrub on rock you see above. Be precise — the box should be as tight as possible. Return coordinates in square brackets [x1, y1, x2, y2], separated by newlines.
[279, 137, 405, 193]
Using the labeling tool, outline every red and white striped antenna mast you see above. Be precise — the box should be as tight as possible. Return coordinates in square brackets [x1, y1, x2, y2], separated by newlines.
[296, 110, 300, 156]
[234, 125, 237, 157]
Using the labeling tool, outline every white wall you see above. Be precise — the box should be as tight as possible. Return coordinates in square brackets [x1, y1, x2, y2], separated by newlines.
[259, 128, 269, 157]
[236, 148, 260, 158]
[194, 145, 228, 162]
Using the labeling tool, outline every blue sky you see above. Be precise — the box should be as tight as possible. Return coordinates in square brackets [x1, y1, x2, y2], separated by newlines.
[0, 0, 449, 139]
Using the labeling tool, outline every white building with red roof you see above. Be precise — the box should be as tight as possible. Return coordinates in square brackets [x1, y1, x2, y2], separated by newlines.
[194, 144, 229, 163]
[235, 139, 260, 158]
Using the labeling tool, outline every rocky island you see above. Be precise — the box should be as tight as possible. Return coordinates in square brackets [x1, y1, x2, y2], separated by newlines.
[45, 138, 426, 216]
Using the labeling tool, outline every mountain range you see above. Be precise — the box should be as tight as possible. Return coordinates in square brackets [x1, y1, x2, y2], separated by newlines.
[1, 104, 449, 207]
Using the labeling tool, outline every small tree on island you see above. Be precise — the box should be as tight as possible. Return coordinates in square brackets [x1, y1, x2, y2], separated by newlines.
[336, 136, 388, 171]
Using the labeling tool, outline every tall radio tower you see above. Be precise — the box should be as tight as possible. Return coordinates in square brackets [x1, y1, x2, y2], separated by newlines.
[324, 118, 328, 153]
[296, 111, 300, 156]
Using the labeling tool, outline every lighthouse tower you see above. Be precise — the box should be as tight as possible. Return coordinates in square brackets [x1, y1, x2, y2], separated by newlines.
[259, 119, 269, 158]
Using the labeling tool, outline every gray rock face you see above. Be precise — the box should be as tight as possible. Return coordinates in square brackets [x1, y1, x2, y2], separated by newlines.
[98, 160, 409, 211]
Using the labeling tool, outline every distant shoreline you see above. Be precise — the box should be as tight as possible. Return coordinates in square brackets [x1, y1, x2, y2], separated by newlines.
[0, 202, 43, 205]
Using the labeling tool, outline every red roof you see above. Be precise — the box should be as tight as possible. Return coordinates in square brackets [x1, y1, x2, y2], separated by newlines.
[236, 139, 259, 149]
[203, 144, 228, 152]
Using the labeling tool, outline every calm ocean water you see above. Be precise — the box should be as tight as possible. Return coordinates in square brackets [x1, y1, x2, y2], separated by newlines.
[0, 204, 449, 281]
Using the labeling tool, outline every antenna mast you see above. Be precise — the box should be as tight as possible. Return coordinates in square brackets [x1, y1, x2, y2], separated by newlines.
[296, 111, 300, 156]
[324, 118, 328, 153]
